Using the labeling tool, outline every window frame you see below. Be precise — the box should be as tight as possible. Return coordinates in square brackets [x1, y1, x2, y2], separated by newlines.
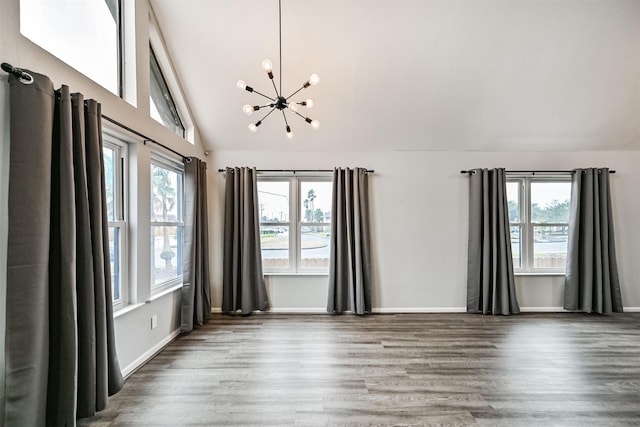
[20, 0, 124, 97]
[149, 154, 185, 294]
[149, 45, 185, 138]
[507, 174, 572, 274]
[103, 134, 128, 311]
[258, 173, 332, 275]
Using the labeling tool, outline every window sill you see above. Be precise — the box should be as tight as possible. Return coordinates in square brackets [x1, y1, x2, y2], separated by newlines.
[515, 272, 565, 277]
[264, 272, 329, 277]
[114, 302, 146, 319]
[148, 283, 183, 302]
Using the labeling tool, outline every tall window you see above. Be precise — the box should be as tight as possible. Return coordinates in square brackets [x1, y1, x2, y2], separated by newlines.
[20, 0, 122, 95]
[103, 135, 127, 310]
[150, 157, 184, 291]
[507, 176, 571, 273]
[149, 46, 185, 138]
[258, 176, 332, 274]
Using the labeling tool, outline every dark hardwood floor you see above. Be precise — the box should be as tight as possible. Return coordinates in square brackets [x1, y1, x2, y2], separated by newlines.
[79, 313, 640, 426]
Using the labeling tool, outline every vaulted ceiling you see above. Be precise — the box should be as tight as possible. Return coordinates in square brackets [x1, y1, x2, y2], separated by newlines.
[150, 0, 640, 152]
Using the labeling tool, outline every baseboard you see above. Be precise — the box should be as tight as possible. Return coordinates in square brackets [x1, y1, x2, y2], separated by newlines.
[121, 328, 181, 379]
[519, 307, 566, 312]
[211, 306, 640, 314]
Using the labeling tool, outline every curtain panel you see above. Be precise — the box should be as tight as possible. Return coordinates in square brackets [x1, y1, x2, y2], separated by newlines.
[466, 168, 520, 315]
[564, 168, 623, 314]
[181, 157, 211, 332]
[5, 71, 123, 426]
[327, 167, 372, 315]
[222, 167, 269, 314]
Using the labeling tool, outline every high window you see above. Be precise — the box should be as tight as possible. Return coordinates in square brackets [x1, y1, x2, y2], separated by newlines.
[258, 175, 332, 274]
[150, 156, 184, 292]
[507, 176, 572, 273]
[103, 135, 128, 310]
[149, 46, 185, 138]
[20, 0, 122, 95]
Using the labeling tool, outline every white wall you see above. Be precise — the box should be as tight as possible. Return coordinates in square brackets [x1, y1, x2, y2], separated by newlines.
[0, 0, 213, 382]
[211, 150, 640, 311]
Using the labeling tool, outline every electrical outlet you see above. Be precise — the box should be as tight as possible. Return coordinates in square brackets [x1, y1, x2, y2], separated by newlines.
[151, 314, 158, 329]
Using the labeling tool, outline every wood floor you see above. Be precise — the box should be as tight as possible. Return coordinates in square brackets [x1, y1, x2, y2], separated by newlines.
[79, 313, 640, 426]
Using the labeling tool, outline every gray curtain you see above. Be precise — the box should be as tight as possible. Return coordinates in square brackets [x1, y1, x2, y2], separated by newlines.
[5, 71, 123, 426]
[327, 167, 372, 315]
[181, 158, 211, 332]
[222, 167, 269, 314]
[564, 168, 623, 314]
[466, 168, 520, 315]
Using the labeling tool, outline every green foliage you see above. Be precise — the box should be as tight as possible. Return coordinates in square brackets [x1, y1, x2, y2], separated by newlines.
[532, 199, 570, 223]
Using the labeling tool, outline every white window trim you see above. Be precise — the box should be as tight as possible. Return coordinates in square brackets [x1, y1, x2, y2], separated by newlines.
[258, 173, 332, 275]
[148, 9, 195, 143]
[150, 153, 185, 295]
[103, 134, 129, 312]
[508, 174, 571, 274]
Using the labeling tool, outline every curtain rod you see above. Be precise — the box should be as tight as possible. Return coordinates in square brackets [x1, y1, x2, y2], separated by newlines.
[217, 168, 375, 174]
[101, 115, 190, 162]
[460, 169, 616, 175]
[2, 62, 190, 163]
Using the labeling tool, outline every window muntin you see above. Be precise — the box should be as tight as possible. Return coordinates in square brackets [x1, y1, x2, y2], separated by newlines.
[508, 177, 571, 273]
[150, 158, 184, 290]
[20, 0, 121, 95]
[103, 137, 127, 310]
[149, 46, 185, 138]
[258, 176, 332, 274]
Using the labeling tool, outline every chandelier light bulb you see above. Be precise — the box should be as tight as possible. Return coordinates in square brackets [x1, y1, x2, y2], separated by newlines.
[286, 126, 294, 139]
[309, 74, 320, 86]
[304, 99, 314, 108]
[311, 120, 320, 129]
[288, 102, 299, 112]
[262, 59, 273, 72]
[243, 104, 254, 116]
[236, 80, 247, 90]
[248, 123, 257, 132]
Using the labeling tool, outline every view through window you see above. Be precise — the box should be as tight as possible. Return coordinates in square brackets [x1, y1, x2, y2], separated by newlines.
[20, 0, 121, 95]
[507, 177, 571, 272]
[258, 177, 332, 273]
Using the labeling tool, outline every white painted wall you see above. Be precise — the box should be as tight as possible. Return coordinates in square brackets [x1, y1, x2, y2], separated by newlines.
[211, 150, 640, 311]
[0, 0, 213, 387]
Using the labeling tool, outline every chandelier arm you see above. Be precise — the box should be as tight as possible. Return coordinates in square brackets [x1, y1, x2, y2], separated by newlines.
[270, 78, 280, 98]
[291, 110, 308, 121]
[257, 107, 277, 123]
[285, 86, 307, 101]
[281, 110, 289, 127]
[250, 88, 276, 102]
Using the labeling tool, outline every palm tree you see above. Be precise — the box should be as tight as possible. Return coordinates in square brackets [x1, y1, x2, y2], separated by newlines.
[152, 167, 176, 270]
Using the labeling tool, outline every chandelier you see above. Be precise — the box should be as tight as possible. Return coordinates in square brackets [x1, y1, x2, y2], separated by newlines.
[236, 0, 319, 139]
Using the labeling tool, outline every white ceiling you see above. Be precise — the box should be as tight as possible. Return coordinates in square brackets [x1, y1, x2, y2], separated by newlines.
[150, 0, 640, 152]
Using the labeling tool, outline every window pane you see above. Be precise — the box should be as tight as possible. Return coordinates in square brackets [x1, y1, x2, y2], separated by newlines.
[108, 226, 121, 301]
[510, 226, 521, 269]
[258, 181, 289, 223]
[150, 47, 185, 137]
[301, 225, 331, 269]
[151, 165, 181, 222]
[300, 181, 332, 224]
[506, 182, 519, 223]
[531, 182, 571, 223]
[20, 0, 119, 94]
[260, 225, 289, 269]
[103, 147, 116, 222]
[152, 225, 182, 285]
[533, 225, 568, 269]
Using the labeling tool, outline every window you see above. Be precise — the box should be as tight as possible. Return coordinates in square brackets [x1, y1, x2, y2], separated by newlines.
[20, 0, 122, 95]
[258, 176, 332, 274]
[150, 157, 184, 291]
[507, 176, 572, 273]
[103, 135, 127, 310]
[149, 46, 185, 138]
